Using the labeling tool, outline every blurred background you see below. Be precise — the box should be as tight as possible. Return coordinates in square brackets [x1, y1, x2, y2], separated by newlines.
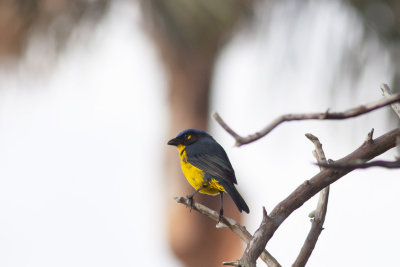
[0, 0, 399, 266]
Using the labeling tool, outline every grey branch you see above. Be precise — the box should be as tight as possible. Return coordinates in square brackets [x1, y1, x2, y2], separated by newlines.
[239, 127, 400, 265]
[213, 91, 400, 146]
[317, 159, 400, 169]
[292, 134, 330, 267]
[239, 208, 272, 267]
[174, 197, 281, 267]
[381, 84, 400, 118]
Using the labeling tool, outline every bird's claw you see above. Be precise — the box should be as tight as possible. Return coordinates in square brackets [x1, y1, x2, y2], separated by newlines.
[186, 195, 194, 212]
[218, 210, 224, 223]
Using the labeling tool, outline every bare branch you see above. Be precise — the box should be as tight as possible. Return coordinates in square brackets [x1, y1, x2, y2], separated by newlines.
[293, 134, 330, 267]
[305, 134, 328, 164]
[240, 207, 272, 267]
[212, 113, 243, 142]
[174, 197, 281, 267]
[317, 159, 400, 169]
[239, 127, 400, 263]
[381, 84, 400, 118]
[214, 92, 400, 146]
[211, 87, 400, 265]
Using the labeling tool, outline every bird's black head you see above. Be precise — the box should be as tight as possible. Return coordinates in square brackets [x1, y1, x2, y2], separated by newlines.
[167, 129, 210, 147]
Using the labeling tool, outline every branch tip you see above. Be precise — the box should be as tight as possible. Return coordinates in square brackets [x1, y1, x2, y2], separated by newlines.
[174, 196, 183, 203]
[380, 84, 400, 119]
[212, 112, 218, 120]
[380, 83, 390, 93]
[262, 206, 268, 217]
[308, 210, 316, 218]
[366, 128, 374, 144]
[305, 133, 318, 141]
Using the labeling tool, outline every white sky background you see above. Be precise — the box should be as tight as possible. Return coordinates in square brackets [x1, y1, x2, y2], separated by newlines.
[0, 1, 399, 267]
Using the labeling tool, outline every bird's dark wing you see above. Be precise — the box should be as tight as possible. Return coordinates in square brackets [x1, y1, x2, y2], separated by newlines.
[186, 136, 237, 184]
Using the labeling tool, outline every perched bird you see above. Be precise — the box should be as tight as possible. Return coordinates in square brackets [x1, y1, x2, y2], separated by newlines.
[168, 129, 249, 221]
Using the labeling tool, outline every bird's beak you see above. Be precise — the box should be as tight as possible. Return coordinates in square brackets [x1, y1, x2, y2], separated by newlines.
[167, 137, 179, 146]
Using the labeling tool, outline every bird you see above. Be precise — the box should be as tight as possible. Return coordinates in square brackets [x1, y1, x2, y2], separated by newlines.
[168, 129, 249, 221]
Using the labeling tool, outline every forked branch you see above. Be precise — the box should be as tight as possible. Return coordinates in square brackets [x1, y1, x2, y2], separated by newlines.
[190, 85, 400, 266]
[381, 84, 400, 118]
[293, 134, 330, 267]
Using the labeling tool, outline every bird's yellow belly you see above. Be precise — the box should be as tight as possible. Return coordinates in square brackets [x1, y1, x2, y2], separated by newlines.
[179, 149, 225, 195]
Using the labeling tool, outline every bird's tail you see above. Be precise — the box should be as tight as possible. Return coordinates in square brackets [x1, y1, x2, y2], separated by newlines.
[221, 181, 250, 213]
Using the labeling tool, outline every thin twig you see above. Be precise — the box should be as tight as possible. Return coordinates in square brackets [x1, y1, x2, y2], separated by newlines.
[381, 84, 400, 118]
[365, 128, 374, 144]
[292, 134, 330, 267]
[238, 127, 400, 264]
[174, 197, 281, 267]
[317, 159, 400, 169]
[213, 92, 400, 146]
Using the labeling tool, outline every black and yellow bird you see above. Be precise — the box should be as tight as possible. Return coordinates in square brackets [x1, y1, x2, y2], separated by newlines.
[168, 129, 249, 220]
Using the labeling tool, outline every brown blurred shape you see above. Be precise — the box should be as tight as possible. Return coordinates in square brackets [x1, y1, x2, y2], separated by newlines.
[141, 0, 252, 266]
[0, 1, 251, 265]
[0, 0, 109, 60]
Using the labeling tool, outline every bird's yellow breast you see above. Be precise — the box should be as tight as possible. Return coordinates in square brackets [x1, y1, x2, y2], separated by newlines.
[177, 144, 225, 195]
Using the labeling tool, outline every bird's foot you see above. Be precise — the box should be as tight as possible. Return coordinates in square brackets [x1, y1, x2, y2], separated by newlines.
[218, 209, 224, 223]
[186, 195, 194, 212]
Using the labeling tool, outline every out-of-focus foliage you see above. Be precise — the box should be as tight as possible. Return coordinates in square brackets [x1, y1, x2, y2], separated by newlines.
[141, 0, 251, 59]
[347, 0, 400, 92]
[0, 0, 110, 60]
[349, 0, 400, 42]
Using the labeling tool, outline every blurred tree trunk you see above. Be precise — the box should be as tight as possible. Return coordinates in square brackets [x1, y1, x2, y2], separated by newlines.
[164, 48, 244, 267]
[141, 1, 251, 266]
[0, 1, 251, 265]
